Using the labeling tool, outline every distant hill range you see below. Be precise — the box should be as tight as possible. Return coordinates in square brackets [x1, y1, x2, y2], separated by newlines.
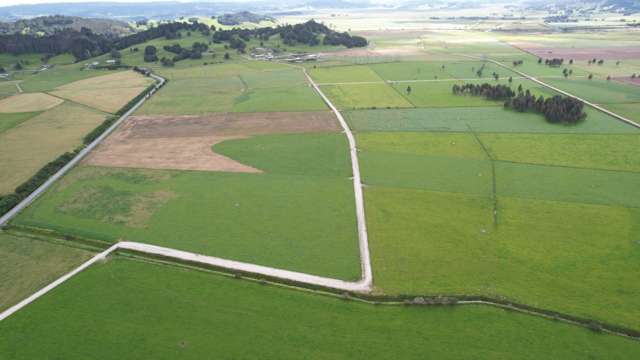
[0, 15, 134, 36]
[217, 11, 275, 26]
[526, 0, 640, 14]
[0, 1, 374, 22]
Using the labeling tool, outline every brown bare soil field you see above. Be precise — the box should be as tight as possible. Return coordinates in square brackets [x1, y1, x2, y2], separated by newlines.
[512, 43, 640, 60]
[85, 111, 339, 173]
[0, 93, 63, 113]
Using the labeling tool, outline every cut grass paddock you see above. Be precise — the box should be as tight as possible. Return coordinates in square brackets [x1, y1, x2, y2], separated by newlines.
[0, 93, 63, 113]
[49, 70, 154, 113]
[1, 257, 638, 359]
[0, 112, 39, 134]
[0, 231, 93, 312]
[0, 102, 106, 195]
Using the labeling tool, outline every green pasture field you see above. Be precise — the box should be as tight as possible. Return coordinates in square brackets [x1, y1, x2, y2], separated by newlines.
[357, 131, 639, 206]
[369, 61, 455, 81]
[0, 102, 106, 195]
[19, 64, 116, 93]
[389, 77, 552, 108]
[545, 78, 640, 104]
[496, 53, 591, 78]
[0, 231, 93, 312]
[604, 103, 640, 123]
[214, 133, 351, 177]
[309, 64, 384, 83]
[365, 186, 640, 330]
[0, 112, 39, 134]
[138, 63, 326, 115]
[0, 81, 18, 99]
[1, 257, 638, 359]
[320, 83, 413, 109]
[496, 162, 640, 208]
[15, 167, 360, 279]
[360, 151, 492, 195]
[345, 107, 637, 133]
[15, 132, 360, 279]
[479, 133, 640, 172]
[0, 53, 44, 70]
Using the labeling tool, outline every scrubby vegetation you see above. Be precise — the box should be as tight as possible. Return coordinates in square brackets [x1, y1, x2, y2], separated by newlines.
[212, 20, 367, 49]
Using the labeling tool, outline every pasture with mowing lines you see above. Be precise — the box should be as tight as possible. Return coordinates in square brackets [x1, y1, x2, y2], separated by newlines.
[1, 257, 638, 359]
[0, 102, 106, 195]
[49, 70, 154, 113]
[321, 83, 413, 109]
[0, 92, 63, 113]
[137, 63, 326, 115]
[0, 231, 93, 312]
[0, 112, 39, 134]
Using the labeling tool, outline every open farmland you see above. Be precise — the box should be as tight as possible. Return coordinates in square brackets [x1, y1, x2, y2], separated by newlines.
[137, 63, 327, 115]
[14, 88, 361, 279]
[0, 102, 106, 195]
[325, 50, 640, 329]
[2, 11, 640, 358]
[49, 70, 154, 113]
[0, 231, 93, 312]
[1, 257, 639, 359]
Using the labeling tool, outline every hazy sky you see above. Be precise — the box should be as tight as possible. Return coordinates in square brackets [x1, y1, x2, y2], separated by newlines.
[1, 0, 255, 6]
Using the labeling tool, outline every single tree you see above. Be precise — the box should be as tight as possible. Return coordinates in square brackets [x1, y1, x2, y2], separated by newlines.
[224, 52, 230, 60]
[406, 85, 412, 95]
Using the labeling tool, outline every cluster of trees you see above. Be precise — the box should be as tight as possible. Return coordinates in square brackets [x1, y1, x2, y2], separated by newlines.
[161, 42, 209, 63]
[452, 82, 586, 124]
[562, 68, 573, 77]
[587, 58, 605, 65]
[505, 90, 586, 124]
[144, 45, 157, 62]
[452, 83, 515, 101]
[0, 28, 111, 60]
[512, 60, 523, 66]
[544, 58, 564, 67]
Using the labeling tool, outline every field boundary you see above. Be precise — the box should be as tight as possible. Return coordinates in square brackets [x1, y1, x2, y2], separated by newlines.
[0, 73, 165, 227]
[2, 239, 639, 341]
[303, 67, 373, 289]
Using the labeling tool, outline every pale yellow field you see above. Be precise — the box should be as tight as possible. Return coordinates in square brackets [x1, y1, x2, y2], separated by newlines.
[0, 102, 106, 195]
[49, 70, 153, 113]
[0, 93, 63, 113]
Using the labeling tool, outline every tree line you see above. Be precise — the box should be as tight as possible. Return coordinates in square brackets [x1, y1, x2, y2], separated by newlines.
[0, 19, 367, 62]
[453, 82, 586, 124]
